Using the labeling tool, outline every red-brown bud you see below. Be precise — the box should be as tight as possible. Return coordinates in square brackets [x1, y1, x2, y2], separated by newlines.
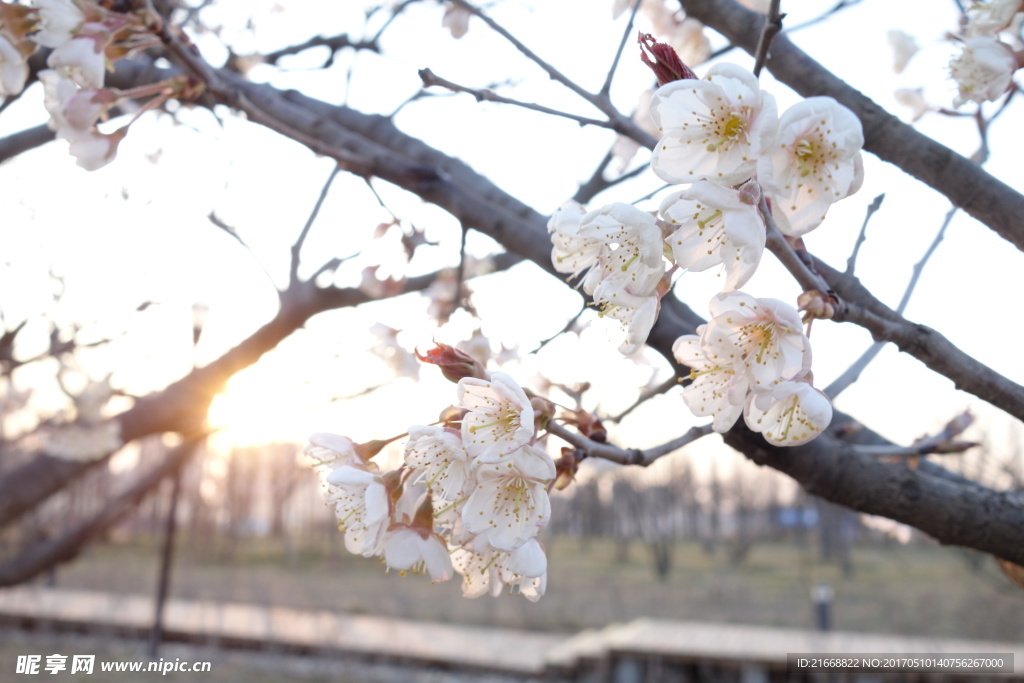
[553, 448, 581, 491]
[639, 32, 698, 86]
[415, 342, 487, 383]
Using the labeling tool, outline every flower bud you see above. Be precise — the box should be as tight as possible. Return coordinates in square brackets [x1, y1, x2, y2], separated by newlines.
[531, 397, 555, 432]
[553, 448, 580, 491]
[639, 32, 698, 86]
[415, 342, 488, 383]
[737, 178, 762, 206]
[797, 289, 837, 322]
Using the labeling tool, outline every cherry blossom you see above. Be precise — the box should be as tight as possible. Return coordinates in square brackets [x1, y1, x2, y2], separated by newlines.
[548, 200, 606, 292]
[649, 62, 778, 186]
[701, 291, 811, 389]
[451, 538, 547, 601]
[34, 0, 86, 48]
[660, 180, 765, 292]
[404, 425, 474, 502]
[383, 525, 453, 582]
[325, 465, 390, 557]
[673, 333, 748, 432]
[950, 37, 1018, 106]
[592, 278, 660, 355]
[65, 128, 126, 171]
[304, 432, 364, 469]
[580, 203, 665, 297]
[757, 97, 864, 236]
[744, 380, 833, 446]
[0, 34, 27, 96]
[887, 30, 919, 73]
[458, 372, 535, 462]
[461, 444, 555, 551]
[48, 35, 105, 89]
[442, 2, 471, 39]
[966, 0, 1024, 36]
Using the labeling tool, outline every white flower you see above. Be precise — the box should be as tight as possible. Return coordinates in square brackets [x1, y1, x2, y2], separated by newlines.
[757, 97, 864, 236]
[650, 62, 778, 186]
[369, 323, 419, 380]
[64, 128, 125, 171]
[950, 37, 1018, 106]
[887, 30, 919, 73]
[673, 333, 748, 432]
[404, 425, 473, 502]
[34, 0, 85, 48]
[660, 180, 765, 292]
[461, 444, 554, 551]
[580, 203, 665, 296]
[967, 0, 1024, 36]
[744, 380, 832, 446]
[458, 372, 535, 462]
[592, 278, 660, 355]
[701, 291, 811, 389]
[0, 34, 28, 97]
[451, 538, 547, 600]
[325, 465, 390, 557]
[548, 200, 606, 291]
[304, 432, 364, 469]
[47, 36, 104, 89]
[382, 526, 453, 583]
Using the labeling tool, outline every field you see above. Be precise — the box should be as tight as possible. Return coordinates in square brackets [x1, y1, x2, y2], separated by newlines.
[35, 534, 1024, 642]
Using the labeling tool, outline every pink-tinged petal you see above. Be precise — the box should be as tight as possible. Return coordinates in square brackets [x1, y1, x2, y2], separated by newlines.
[326, 465, 376, 487]
[363, 483, 389, 526]
[383, 528, 422, 570]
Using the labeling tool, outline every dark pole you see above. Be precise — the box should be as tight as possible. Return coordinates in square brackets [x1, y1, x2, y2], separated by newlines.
[148, 463, 184, 658]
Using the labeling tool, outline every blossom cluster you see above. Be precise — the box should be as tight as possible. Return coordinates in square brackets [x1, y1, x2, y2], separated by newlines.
[0, 0, 194, 170]
[949, 0, 1023, 107]
[549, 52, 862, 446]
[307, 368, 553, 601]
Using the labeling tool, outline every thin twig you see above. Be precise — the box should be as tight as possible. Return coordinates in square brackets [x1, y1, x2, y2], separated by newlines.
[573, 147, 650, 205]
[752, 0, 784, 77]
[600, 0, 643, 97]
[759, 196, 829, 293]
[532, 304, 587, 354]
[608, 375, 680, 423]
[418, 69, 614, 129]
[845, 193, 885, 275]
[546, 420, 713, 467]
[826, 205, 955, 399]
[207, 212, 280, 289]
[290, 165, 342, 286]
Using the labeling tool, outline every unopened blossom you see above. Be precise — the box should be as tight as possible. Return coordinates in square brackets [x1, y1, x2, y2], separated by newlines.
[673, 333, 748, 432]
[452, 537, 547, 600]
[34, 0, 86, 48]
[326, 466, 390, 557]
[48, 35, 105, 89]
[950, 37, 1018, 106]
[404, 425, 474, 502]
[0, 34, 27, 96]
[592, 278, 660, 355]
[744, 379, 832, 446]
[660, 180, 765, 292]
[887, 30, 919, 73]
[701, 291, 811, 389]
[442, 2, 471, 39]
[461, 444, 555, 551]
[578, 202, 665, 296]
[757, 97, 864, 236]
[458, 372, 535, 462]
[650, 62, 778, 186]
[967, 0, 1024, 36]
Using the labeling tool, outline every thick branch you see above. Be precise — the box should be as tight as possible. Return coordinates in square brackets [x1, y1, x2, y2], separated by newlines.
[0, 437, 203, 587]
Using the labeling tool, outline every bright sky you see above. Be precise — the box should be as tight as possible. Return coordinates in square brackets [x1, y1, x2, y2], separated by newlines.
[1, 0, 1021, 480]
